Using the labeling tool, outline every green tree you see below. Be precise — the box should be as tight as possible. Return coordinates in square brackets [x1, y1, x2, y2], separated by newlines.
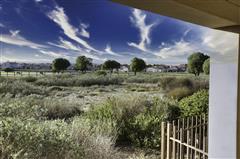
[102, 60, 121, 73]
[75, 56, 92, 73]
[52, 58, 70, 73]
[203, 58, 210, 75]
[130, 57, 146, 75]
[3, 68, 14, 72]
[187, 52, 209, 76]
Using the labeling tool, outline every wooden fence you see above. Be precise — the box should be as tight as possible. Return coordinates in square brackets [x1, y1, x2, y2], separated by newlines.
[161, 115, 208, 159]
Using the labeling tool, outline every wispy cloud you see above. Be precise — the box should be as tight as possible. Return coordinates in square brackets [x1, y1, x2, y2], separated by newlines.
[128, 9, 156, 52]
[39, 50, 69, 59]
[0, 30, 47, 49]
[104, 44, 122, 57]
[201, 28, 238, 63]
[0, 23, 4, 28]
[35, 0, 43, 3]
[47, 6, 98, 52]
[79, 23, 90, 38]
[48, 37, 81, 51]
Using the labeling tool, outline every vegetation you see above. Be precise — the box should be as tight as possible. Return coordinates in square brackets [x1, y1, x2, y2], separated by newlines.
[3, 67, 14, 72]
[187, 52, 209, 76]
[179, 89, 209, 117]
[203, 58, 210, 75]
[130, 57, 146, 75]
[52, 58, 70, 72]
[0, 70, 209, 158]
[75, 56, 92, 72]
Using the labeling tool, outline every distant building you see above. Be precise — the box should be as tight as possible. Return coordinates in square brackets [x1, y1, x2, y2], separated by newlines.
[119, 65, 129, 72]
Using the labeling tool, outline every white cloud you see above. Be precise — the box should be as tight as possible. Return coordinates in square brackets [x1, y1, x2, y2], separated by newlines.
[0, 30, 47, 49]
[0, 23, 4, 28]
[154, 27, 238, 64]
[35, 0, 43, 3]
[47, 6, 98, 52]
[39, 50, 69, 59]
[128, 9, 156, 52]
[79, 23, 90, 38]
[48, 37, 81, 51]
[104, 44, 122, 57]
[201, 29, 238, 63]
[155, 40, 197, 60]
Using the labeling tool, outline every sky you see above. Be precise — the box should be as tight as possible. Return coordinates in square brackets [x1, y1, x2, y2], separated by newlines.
[0, 0, 238, 64]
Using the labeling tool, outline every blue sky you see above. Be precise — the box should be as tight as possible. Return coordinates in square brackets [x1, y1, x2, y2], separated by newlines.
[0, 0, 238, 64]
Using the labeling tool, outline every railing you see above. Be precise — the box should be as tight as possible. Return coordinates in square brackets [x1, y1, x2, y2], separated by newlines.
[161, 115, 208, 159]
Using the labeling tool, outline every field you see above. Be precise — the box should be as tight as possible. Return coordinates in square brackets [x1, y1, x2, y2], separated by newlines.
[0, 72, 209, 159]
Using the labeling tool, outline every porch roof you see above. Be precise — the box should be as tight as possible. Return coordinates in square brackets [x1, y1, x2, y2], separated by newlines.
[111, 0, 240, 33]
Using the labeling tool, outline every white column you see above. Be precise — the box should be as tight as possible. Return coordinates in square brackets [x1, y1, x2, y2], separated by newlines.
[208, 33, 239, 159]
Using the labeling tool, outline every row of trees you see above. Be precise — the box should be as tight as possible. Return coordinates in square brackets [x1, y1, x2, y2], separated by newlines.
[52, 56, 147, 75]
[51, 52, 210, 76]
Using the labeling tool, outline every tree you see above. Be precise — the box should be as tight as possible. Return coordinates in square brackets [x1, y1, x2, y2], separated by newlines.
[102, 60, 121, 73]
[130, 57, 146, 75]
[187, 52, 209, 76]
[203, 58, 210, 75]
[52, 58, 70, 73]
[75, 56, 92, 73]
[3, 68, 14, 72]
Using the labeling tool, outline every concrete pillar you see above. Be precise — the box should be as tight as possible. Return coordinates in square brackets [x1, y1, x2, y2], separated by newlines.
[208, 34, 239, 159]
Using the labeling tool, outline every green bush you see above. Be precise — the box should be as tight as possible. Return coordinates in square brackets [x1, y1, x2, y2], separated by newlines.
[0, 81, 46, 96]
[21, 76, 37, 83]
[35, 75, 123, 87]
[0, 118, 83, 159]
[95, 70, 107, 76]
[43, 99, 83, 120]
[159, 77, 193, 90]
[179, 89, 209, 117]
[166, 87, 194, 100]
[162, 105, 181, 121]
[86, 96, 178, 149]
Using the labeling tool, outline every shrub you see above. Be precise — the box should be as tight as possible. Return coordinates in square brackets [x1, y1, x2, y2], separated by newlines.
[95, 70, 107, 76]
[21, 76, 37, 83]
[166, 87, 194, 100]
[162, 105, 181, 121]
[35, 75, 123, 87]
[43, 99, 83, 120]
[179, 89, 209, 117]
[0, 118, 83, 159]
[0, 81, 46, 96]
[86, 96, 178, 149]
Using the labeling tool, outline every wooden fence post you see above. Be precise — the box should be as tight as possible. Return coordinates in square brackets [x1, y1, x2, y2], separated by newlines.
[161, 122, 166, 159]
[167, 123, 172, 159]
[172, 121, 176, 159]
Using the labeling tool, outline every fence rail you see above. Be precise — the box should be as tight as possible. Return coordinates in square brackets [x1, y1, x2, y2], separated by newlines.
[161, 115, 208, 159]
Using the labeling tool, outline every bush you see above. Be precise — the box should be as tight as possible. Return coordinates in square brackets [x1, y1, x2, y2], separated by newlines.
[35, 75, 123, 87]
[43, 99, 83, 120]
[21, 76, 37, 83]
[86, 96, 178, 149]
[166, 87, 194, 100]
[159, 78, 193, 90]
[179, 89, 209, 117]
[0, 118, 83, 159]
[0, 81, 46, 96]
[95, 70, 107, 76]
[162, 105, 181, 121]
